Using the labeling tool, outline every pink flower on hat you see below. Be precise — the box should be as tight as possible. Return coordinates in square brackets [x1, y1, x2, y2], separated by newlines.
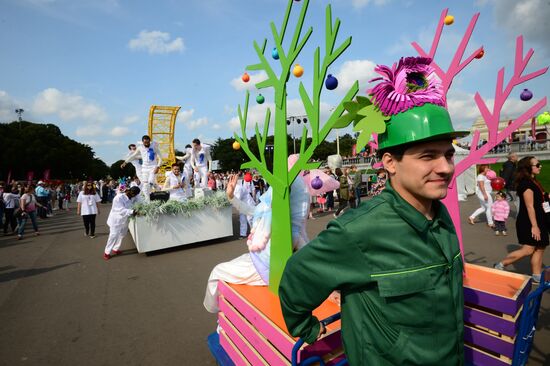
[368, 57, 445, 116]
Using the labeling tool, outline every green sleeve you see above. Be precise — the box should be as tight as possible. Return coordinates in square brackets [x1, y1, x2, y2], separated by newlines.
[279, 219, 367, 344]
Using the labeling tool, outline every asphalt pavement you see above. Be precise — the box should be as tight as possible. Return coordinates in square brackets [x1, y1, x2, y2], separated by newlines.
[0, 196, 548, 366]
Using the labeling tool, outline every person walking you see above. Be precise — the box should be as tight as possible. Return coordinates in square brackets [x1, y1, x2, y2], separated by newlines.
[501, 152, 518, 202]
[3, 185, 20, 235]
[35, 181, 49, 219]
[77, 181, 102, 238]
[494, 156, 548, 283]
[333, 168, 349, 217]
[17, 185, 46, 240]
[468, 164, 494, 227]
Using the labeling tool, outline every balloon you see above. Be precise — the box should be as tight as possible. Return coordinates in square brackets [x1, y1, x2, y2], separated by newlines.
[242, 73, 250, 82]
[256, 94, 265, 104]
[486, 169, 497, 180]
[444, 15, 454, 25]
[293, 64, 304, 77]
[272, 47, 279, 60]
[311, 176, 323, 190]
[520, 89, 533, 101]
[325, 74, 338, 90]
[232, 141, 241, 150]
[475, 48, 484, 59]
[537, 111, 550, 125]
[244, 172, 252, 182]
[491, 177, 505, 191]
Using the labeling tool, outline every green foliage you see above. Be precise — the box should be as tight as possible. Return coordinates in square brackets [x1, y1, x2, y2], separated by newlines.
[110, 160, 136, 179]
[132, 192, 231, 222]
[0, 121, 109, 180]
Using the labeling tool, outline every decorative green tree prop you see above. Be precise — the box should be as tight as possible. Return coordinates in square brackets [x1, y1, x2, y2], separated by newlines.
[233, 0, 359, 293]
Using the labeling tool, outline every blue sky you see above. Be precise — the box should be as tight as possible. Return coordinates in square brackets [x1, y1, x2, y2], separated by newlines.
[1, 0, 549, 165]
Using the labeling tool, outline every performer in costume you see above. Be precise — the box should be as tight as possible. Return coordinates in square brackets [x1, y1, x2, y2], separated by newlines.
[104, 186, 140, 260]
[126, 144, 142, 179]
[122, 135, 162, 201]
[163, 163, 188, 201]
[204, 161, 310, 314]
[190, 138, 212, 189]
[234, 172, 255, 238]
[176, 144, 193, 197]
[280, 57, 467, 365]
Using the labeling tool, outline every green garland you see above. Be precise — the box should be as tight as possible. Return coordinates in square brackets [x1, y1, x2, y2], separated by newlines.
[132, 191, 231, 222]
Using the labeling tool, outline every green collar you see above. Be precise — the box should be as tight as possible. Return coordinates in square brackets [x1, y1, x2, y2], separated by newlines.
[380, 181, 452, 234]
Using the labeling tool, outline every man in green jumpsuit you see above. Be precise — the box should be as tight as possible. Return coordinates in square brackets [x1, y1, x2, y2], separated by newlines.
[279, 57, 468, 365]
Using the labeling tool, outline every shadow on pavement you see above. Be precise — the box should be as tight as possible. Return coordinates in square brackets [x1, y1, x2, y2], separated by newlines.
[0, 262, 79, 283]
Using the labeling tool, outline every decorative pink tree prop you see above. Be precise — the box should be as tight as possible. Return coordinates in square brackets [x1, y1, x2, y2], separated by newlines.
[412, 8, 548, 256]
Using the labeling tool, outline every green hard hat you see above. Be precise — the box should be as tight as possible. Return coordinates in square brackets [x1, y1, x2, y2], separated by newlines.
[377, 103, 469, 150]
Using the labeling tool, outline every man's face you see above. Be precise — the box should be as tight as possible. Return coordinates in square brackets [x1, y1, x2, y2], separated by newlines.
[143, 138, 151, 147]
[384, 140, 455, 205]
[130, 145, 136, 151]
[510, 154, 518, 162]
[193, 142, 200, 151]
[172, 166, 180, 175]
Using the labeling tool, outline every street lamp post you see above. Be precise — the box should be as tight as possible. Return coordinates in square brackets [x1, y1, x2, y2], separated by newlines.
[15, 108, 24, 130]
[286, 115, 308, 154]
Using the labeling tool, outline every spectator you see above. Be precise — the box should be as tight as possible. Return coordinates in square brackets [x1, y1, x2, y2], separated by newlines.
[18, 185, 46, 240]
[334, 168, 349, 217]
[468, 164, 494, 228]
[3, 185, 19, 235]
[77, 181, 102, 238]
[35, 181, 49, 219]
[501, 152, 518, 203]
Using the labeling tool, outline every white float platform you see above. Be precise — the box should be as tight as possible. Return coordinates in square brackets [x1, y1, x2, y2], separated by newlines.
[128, 206, 233, 253]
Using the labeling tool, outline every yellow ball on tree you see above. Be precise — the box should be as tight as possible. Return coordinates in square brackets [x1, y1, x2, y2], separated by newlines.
[232, 141, 241, 150]
[444, 15, 454, 25]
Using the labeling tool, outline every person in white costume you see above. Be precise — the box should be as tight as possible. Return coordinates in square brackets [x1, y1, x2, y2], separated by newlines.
[126, 144, 142, 179]
[234, 172, 255, 238]
[122, 135, 162, 201]
[190, 138, 212, 189]
[103, 186, 140, 260]
[163, 163, 188, 201]
[176, 144, 193, 197]
[203, 170, 310, 314]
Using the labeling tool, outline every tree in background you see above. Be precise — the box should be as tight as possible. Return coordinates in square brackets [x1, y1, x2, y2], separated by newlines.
[110, 160, 136, 180]
[0, 121, 109, 181]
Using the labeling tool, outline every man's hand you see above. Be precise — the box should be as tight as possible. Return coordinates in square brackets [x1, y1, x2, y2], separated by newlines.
[194, 167, 199, 172]
[226, 175, 238, 200]
[154, 167, 159, 174]
[121, 162, 127, 169]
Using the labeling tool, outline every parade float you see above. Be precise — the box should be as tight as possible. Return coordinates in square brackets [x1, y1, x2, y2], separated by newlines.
[208, 1, 549, 365]
[127, 106, 233, 253]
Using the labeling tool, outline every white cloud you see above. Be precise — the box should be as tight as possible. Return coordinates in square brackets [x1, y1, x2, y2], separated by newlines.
[128, 30, 185, 54]
[32, 88, 107, 123]
[177, 108, 194, 124]
[111, 126, 130, 136]
[76, 125, 103, 137]
[212, 123, 222, 130]
[122, 115, 140, 125]
[83, 139, 121, 147]
[351, 0, 390, 9]
[0, 90, 20, 122]
[230, 71, 268, 91]
[334, 59, 378, 94]
[489, 0, 550, 56]
[188, 117, 209, 130]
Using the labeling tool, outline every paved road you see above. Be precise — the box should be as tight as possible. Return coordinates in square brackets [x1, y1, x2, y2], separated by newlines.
[0, 197, 548, 365]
